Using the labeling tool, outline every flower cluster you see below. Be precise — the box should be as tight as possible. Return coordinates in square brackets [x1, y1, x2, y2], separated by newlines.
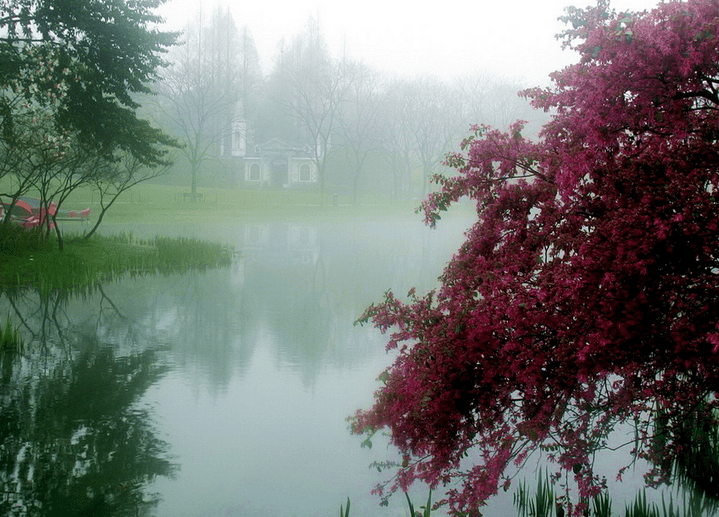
[353, 1, 719, 515]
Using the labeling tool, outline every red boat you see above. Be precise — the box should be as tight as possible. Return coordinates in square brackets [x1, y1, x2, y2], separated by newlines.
[0, 197, 90, 229]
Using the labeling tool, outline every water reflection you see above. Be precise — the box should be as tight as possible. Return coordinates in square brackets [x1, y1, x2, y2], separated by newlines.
[0, 290, 175, 516]
[7, 217, 717, 516]
[0, 216, 472, 517]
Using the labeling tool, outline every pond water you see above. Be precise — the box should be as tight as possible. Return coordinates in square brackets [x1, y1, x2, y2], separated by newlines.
[0, 214, 713, 517]
[0, 214, 469, 517]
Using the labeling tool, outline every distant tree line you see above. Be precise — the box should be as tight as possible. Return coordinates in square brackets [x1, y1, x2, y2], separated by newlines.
[151, 11, 543, 203]
[0, 0, 541, 246]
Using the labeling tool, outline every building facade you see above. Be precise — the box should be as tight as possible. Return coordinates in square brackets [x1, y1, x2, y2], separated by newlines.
[240, 138, 318, 189]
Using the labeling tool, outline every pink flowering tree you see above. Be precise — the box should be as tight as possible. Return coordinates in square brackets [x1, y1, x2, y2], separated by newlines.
[352, 1, 719, 515]
[1, 45, 74, 224]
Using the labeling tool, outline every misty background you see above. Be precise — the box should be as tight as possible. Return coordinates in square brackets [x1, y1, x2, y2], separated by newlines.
[142, 0, 658, 204]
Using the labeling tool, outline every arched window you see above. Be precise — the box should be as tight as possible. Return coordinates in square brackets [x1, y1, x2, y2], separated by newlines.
[249, 163, 261, 182]
[299, 163, 311, 182]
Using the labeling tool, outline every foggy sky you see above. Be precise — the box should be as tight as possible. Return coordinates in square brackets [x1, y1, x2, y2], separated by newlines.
[157, 0, 662, 86]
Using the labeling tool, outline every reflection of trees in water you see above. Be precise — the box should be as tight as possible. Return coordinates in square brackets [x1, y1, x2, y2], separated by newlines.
[240, 222, 330, 387]
[155, 268, 249, 387]
[0, 288, 176, 516]
[238, 218, 469, 386]
[79, 268, 252, 396]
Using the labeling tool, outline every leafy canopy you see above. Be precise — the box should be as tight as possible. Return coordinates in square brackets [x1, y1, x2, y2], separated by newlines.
[352, 0, 719, 515]
[0, 0, 178, 164]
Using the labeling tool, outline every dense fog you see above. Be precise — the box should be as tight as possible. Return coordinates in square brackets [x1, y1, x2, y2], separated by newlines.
[145, 8, 548, 202]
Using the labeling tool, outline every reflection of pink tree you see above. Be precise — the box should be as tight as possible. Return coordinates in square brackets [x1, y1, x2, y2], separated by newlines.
[353, 2, 719, 516]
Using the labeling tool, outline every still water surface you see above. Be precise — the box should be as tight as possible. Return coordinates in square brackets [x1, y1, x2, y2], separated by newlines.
[0, 215, 472, 517]
[1, 215, 708, 517]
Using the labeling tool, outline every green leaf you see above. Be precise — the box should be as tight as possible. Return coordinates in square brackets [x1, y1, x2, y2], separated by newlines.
[339, 497, 351, 517]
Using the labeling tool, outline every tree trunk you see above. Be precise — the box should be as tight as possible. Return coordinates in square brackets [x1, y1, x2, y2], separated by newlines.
[52, 216, 64, 251]
[190, 160, 199, 197]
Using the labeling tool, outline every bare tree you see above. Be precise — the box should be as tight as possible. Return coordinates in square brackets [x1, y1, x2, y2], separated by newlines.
[335, 62, 384, 204]
[404, 77, 457, 198]
[153, 6, 245, 199]
[377, 81, 420, 200]
[453, 72, 537, 131]
[271, 18, 355, 204]
[83, 155, 171, 239]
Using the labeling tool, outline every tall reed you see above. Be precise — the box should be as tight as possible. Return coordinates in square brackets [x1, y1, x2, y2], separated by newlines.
[514, 470, 557, 517]
[0, 314, 22, 353]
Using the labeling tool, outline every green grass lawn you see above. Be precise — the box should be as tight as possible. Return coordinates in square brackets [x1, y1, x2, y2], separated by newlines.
[60, 183, 455, 224]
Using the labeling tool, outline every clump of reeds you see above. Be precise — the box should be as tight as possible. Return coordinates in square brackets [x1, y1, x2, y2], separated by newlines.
[666, 405, 719, 501]
[514, 474, 718, 517]
[0, 314, 23, 353]
[514, 470, 558, 517]
[0, 223, 50, 255]
[2, 231, 235, 291]
[154, 236, 234, 270]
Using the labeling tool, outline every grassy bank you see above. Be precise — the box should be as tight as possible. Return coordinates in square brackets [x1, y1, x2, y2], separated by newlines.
[0, 228, 234, 292]
[1, 183, 471, 291]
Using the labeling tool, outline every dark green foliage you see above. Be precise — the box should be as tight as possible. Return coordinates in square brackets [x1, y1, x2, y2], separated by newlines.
[0, 223, 51, 255]
[1, 0, 179, 165]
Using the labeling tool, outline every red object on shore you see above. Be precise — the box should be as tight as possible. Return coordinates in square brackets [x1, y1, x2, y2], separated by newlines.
[0, 197, 90, 229]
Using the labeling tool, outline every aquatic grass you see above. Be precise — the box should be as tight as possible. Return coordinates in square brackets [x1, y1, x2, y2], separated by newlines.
[514, 470, 556, 517]
[625, 491, 660, 517]
[336, 491, 432, 517]
[339, 497, 350, 517]
[405, 489, 433, 517]
[0, 314, 22, 353]
[592, 491, 612, 517]
[154, 235, 234, 270]
[0, 232, 234, 292]
[513, 478, 719, 517]
[668, 406, 719, 501]
[656, 488, 719, 517]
